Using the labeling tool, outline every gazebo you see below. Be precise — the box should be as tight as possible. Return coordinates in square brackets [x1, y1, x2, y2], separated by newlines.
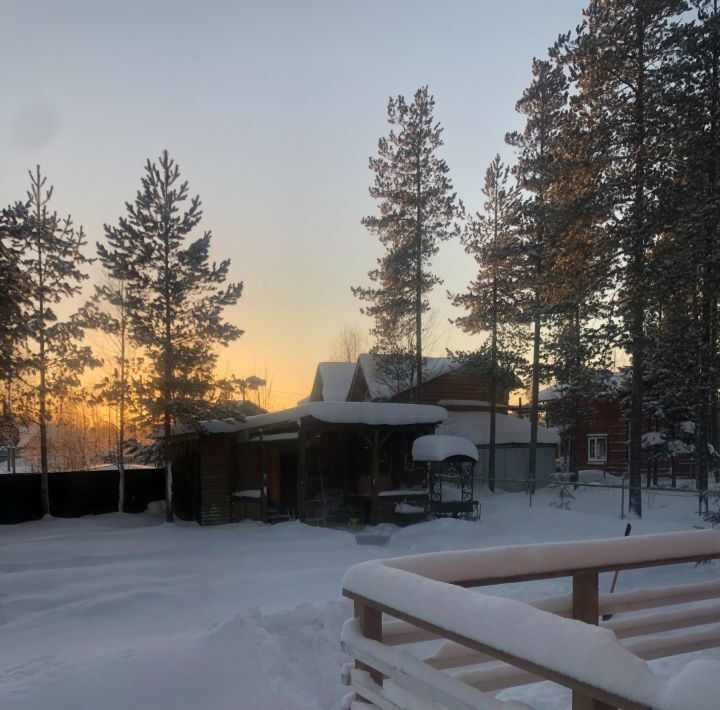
[412, 434, 479, 519]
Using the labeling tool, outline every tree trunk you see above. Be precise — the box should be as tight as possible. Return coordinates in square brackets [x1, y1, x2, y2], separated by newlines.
[36, 182, 50, 518]
[528, 301, 541, 496]
[118, 293, 126, 513]
[628, 7, 647, 517]
[489, 319, 497, 493]
[415, 149, 423, 404]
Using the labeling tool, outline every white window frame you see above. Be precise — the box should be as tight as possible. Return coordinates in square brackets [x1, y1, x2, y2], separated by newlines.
[587, 435, 608, 464]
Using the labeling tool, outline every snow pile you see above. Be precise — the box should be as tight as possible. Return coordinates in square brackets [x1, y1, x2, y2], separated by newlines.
[412, 434, 479, 462]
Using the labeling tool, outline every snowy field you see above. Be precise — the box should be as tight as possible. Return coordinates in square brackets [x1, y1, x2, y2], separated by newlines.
[2, 486, 719, 710]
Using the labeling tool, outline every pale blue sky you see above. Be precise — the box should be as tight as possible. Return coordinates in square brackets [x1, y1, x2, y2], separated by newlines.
[1, 0, 583, 407]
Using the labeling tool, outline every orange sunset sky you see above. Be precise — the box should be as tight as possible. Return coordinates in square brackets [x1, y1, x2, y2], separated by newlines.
[2, 0, 584, 409]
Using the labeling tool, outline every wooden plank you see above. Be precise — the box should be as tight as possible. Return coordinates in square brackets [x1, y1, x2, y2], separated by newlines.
[423, 552, 720, 588]
[355, 600, 383, 685]
[572, 572, 605, 710]
[345, 592, 650, 710]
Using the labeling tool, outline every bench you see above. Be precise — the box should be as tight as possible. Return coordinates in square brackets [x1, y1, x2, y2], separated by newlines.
[341, 530, 720, 710]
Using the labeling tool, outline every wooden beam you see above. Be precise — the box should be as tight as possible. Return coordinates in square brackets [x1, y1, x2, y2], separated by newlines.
[297, 428, 307, 521]
[571, 572, 608, 710]
[418, 553, 720, 589]
[355, 600, 383, 685]
[259, 431, 267, 523]
[371, 429, 380, 526]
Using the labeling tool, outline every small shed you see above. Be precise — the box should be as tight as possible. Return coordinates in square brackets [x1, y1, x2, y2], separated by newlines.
[167, 402, 447, 525]
[412, 435, 478, 519]
[444, 410, 560, 491]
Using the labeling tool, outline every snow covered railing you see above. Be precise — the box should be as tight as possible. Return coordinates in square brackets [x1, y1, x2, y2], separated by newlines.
[341, 531, 720, 710]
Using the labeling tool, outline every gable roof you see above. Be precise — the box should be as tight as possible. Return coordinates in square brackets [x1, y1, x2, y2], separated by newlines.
[309, 362, 356, 402]
[352, 353, 458, 401]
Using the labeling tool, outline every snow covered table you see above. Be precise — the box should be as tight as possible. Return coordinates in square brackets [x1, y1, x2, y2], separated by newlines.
[341, 530, 720, 710]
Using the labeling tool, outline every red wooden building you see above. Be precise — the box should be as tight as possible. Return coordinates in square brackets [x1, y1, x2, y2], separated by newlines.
[539, 383, 695, 482]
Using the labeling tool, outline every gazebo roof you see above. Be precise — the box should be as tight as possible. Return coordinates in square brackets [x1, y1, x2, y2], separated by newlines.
[412, 434, 479, 462]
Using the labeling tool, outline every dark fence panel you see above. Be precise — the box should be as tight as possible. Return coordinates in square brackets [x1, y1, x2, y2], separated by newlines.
[0, 475, 43, 524]
[0, 468, 165, 524]
[49, 470, 119, 517]
[125, 468, 166, 513]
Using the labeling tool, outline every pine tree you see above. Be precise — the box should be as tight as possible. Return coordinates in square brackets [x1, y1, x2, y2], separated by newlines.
[82, 271, 135, 512]
[670, 1, 720, 491]
[116, 150, 243, 522]
[506, 58, 568, 495]
[452, 155, 524, 490]
[353, 87, 460, 401]
[540, 44, 616, 474]
[0, 202, 29, 391]
[16, 167, 97, 514]
[569, 0, 685, 514]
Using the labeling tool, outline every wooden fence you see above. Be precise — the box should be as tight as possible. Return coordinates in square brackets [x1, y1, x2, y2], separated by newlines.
[0, 468, 165, 524]
[341, 530, 720, 710]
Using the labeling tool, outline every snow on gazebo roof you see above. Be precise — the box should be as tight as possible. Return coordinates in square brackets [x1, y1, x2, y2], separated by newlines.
[412, 435, 479, 462]
[240, 401, 448, 432]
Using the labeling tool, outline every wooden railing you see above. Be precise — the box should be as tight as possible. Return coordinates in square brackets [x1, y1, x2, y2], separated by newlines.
[341, 530, 720, 710]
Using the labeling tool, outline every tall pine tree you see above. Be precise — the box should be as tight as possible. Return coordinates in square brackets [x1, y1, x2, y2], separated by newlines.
[452, 155, 524, 490]
[116, 151, 243, 522]
[354, 86, 460, 401]
[570, 0, 685, 514]
[507, 58, 568, 495]
[17, 167, 97, 514]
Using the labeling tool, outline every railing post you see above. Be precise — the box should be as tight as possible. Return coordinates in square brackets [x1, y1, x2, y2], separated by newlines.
[354, 600, 383, 685]
[572, 572, 615, 710]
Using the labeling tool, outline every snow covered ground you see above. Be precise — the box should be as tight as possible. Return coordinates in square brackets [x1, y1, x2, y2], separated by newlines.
[1, 486, 719, 710]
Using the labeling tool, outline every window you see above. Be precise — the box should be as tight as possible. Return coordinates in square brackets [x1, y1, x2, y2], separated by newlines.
[587, 435, 608, 463]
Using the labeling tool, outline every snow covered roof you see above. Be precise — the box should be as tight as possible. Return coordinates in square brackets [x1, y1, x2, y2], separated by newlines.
[241, 401, 448, 432]
[356, 353, 458, 400]
[445, 411, 560, 446]
[151, 417, 247, 438]
[538, 373, 623, 403]
[412, 435, 479, 462]
[313, 362, 356, 402]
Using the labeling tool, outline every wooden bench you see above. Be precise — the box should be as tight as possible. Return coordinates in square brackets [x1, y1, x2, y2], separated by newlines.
[341, 530, 720, 710]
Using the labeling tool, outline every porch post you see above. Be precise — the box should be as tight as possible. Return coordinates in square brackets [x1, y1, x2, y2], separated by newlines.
[259, 431, 267, 523]
[370, 429, 379, 526]
[297, 427, 307, 521]
[354, 599, 383, 685]
[572, 572, 614, 710]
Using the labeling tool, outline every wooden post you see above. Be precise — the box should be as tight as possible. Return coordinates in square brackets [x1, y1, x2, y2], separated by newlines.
[259, 431, 267, 523]
[354, 600, 383, 685]
[370, 429, 379, 526]
[572, 572, 615, 710]
[297, 428, 307, 521]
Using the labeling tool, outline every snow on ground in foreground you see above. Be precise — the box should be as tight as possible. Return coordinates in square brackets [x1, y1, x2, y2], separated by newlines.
[1, 486, 719, 710]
